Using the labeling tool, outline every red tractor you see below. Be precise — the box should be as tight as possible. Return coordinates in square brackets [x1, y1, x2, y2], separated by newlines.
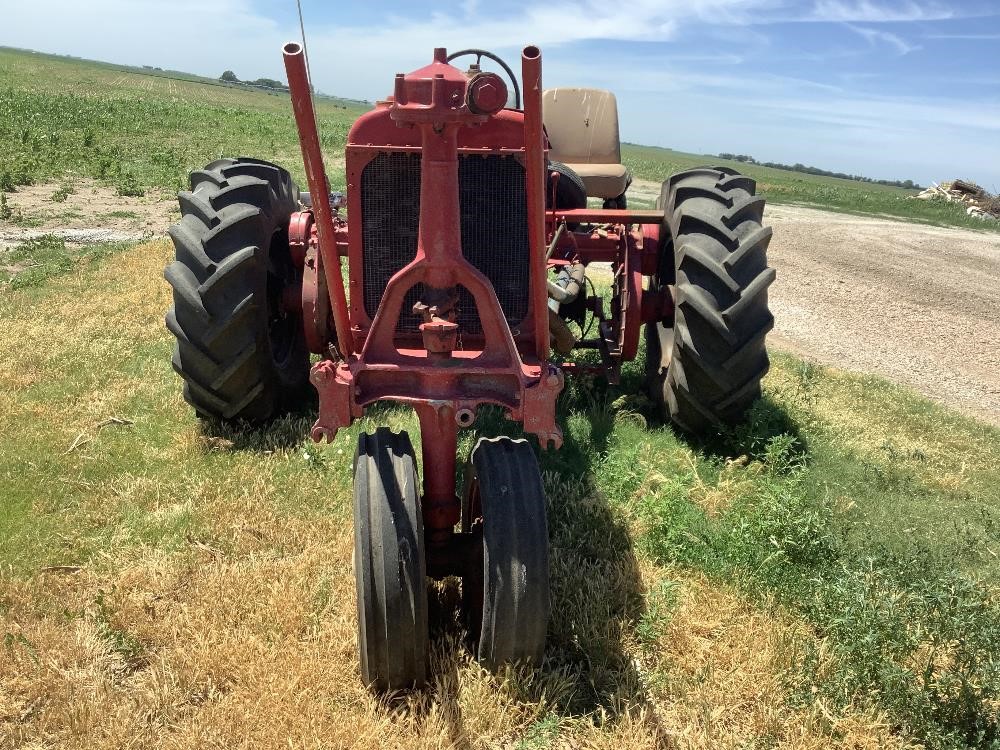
[164, 43, 774, 690]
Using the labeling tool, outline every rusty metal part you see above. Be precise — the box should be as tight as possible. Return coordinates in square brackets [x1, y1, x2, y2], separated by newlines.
[466, 72, 508, 115]
[642, 286, 675, 326]
[522, 46, 548, 361]
[414, 288, 460, 353]
[446, 48, 521, 108]
[549, 208, 663, 224]
[547, 262, 585, 305]
[416, 402, 459, 543]
[609, 229, 644, 362]
[288, 209, 312, 268]
[640, 221, 662, 276]
[302, 236, 331, 354]
[545, 222, 566, 261]
[307, 47, 565, 563]
[283, 41, 353, 357]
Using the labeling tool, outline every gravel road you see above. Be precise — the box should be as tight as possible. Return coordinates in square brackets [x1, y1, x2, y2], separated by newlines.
[764, 204, 1000, 425]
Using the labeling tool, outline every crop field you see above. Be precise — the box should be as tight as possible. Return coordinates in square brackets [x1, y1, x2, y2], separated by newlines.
[2, 47, 1000, 749]
[2, 46, 996, 231]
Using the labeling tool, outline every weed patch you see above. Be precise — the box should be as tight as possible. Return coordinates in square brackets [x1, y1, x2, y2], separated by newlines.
[1, 235, 129, 289]
[638, 398, 1000, 749]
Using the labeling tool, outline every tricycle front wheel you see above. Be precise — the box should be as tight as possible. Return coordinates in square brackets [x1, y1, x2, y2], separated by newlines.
[353, 428, 429, 691]
[462, 437, 550, 670]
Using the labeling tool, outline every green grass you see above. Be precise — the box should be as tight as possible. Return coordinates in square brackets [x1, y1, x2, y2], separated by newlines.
[621, 372, 1000, 748]
[3, 242, 998, 747]
[622, 144, 999, 230]
[3, 43, 999, 749]
[1, 46, 995, 230]
[0, 46, 362, 196]
[1, 235, 129, 289]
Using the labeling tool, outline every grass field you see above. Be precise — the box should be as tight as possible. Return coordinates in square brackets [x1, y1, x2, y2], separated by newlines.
[0, 47, 361, 199]
[621, 145, 998, 229]
[2, 46, 1000, 749]
[3, 238, 999, 749]
[1, 45, 996, 231]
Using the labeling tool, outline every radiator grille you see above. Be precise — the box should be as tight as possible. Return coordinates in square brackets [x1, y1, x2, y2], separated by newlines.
[360, 152, 530, 334]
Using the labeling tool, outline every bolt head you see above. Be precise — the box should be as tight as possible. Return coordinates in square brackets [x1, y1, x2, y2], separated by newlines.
[468, 73, 507, 115]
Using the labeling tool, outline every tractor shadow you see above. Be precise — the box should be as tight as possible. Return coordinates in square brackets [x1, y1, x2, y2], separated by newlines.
[646, 392, 809, 467]
[626, 343, 808, 466]
[195, 395, 406, 454]
[415, 375, 667, 744]
[195, 393, 319, 452]
[416, 363, 808, 744]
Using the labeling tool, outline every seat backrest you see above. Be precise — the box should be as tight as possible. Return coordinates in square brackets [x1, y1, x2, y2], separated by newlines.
[542, 88, 622, 165]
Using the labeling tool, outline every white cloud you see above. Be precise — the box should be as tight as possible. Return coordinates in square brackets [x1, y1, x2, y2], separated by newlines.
[1, 0, 286, 85]
[924, 32, 1000, 39]
[808, 0, 956, 23]
[0, 0, 997, 187]
[846, 24, 919, 54]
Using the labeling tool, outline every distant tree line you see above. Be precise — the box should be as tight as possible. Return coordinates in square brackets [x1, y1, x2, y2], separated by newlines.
[220, 70, 291, 93]
[717, 153, 921, 190]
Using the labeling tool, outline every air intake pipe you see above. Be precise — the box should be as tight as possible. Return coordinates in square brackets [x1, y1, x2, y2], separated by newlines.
[521, 45, 548, 360]
[283, 41, 354, 357]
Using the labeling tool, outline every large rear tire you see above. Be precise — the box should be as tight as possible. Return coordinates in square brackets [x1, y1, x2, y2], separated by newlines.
[645, 167, 776, 433]
[547, 161, 587, 209]
[165, 157, 309, 422]
[354, 429, 429, 691]
[462, 437, 549, 670]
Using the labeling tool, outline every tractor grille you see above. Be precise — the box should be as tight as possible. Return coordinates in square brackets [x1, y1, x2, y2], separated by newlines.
[360, 152, 530, 334]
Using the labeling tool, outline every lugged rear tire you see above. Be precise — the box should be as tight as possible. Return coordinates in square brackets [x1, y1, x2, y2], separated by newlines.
[547, 161, 587, 209]
[645, 166, 776, 433]
[165, 157, 309, 422]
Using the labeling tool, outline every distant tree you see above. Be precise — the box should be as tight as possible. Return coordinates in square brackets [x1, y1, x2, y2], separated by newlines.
[719, 153, 920, 189]
[250, 77, 288, 91]
[220, 70, 239, 82]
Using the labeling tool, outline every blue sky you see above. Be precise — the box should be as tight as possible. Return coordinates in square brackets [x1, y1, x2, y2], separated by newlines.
[3, 0, 999, 187]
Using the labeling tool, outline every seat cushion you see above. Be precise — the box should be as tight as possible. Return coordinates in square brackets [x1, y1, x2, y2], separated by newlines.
[543, 88, 622, 164]
[563, 162, 630, 200]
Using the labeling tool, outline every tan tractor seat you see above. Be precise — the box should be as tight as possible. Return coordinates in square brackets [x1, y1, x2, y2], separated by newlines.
[542, 87, 630, 200]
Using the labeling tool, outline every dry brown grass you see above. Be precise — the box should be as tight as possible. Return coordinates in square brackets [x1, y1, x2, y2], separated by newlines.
[644, 568, 916, 750]
[1, 241, 917, 748]
[2, 555, 909, 749]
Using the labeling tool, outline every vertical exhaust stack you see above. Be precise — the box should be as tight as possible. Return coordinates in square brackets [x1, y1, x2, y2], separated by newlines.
[282, 41, 354, 356]
[521, 45, 548, 360]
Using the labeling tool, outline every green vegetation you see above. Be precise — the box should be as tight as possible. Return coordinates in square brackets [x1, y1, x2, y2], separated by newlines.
[0, 46, 362, 196]
[623, 144, 998, 229]
[3, 237, 998, 746]
[1, 235, 128, 289]
[716, 152, 921, 189]
[618, 363, 1000, 749]
[1, 46, 994, 230]
[3, 43, 999, 748]
[0, 191, 37, 226]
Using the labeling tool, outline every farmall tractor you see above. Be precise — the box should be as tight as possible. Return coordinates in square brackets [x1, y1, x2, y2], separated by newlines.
[165, 43, 774, 690]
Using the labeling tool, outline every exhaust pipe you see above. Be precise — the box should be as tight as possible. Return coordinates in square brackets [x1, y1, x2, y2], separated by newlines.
[282, 41, 354, 357]
[521, 45, 548, 361]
